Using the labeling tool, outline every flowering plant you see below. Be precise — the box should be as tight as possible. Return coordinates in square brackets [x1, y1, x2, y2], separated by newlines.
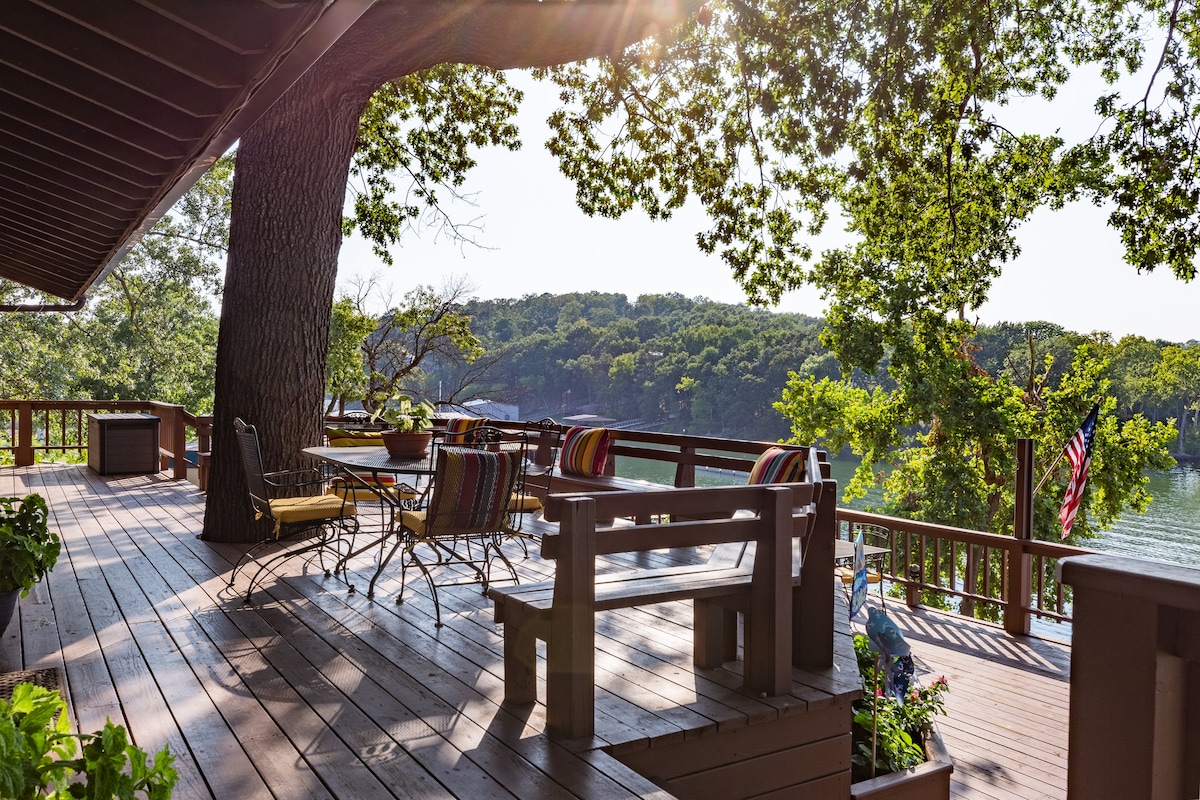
[851, 633, 949, 781]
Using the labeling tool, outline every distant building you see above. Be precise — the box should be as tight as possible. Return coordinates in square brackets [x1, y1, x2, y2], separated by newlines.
[441, 398, 520, 421]
[562, 413, 616, 427]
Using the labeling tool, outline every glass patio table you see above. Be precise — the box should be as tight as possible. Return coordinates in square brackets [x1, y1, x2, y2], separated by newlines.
[302, 445, 438, 591]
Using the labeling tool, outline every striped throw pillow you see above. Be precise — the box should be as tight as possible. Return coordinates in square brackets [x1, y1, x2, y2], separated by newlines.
[747, 447, 806, 484]
[443, 416, 485, 443]
[558, 426, 611, 477]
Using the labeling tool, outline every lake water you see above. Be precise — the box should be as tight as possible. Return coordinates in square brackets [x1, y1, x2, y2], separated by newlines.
[616, 456, 1200, 568]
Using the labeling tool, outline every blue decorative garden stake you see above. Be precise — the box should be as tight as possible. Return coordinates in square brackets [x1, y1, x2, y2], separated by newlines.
[864, 606, 915, 776]
[849, 531, 868, 619]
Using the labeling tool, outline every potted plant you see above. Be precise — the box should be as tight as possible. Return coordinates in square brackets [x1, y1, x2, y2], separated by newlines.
[0, 681, 177, 798]
[371, 395, 436, 458]
[0, 494, 60, 638]
[850, 632, 952, 799]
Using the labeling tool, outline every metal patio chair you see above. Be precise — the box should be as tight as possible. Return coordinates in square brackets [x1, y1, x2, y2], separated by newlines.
[366, 432, 523, 625]
[228, 417, 359, 603]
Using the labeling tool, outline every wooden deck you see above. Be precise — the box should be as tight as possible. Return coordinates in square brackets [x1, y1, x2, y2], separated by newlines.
[0, 465, 1070, 799]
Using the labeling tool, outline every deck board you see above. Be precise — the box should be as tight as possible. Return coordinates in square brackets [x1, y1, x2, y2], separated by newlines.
[0, 465, 1071, 799]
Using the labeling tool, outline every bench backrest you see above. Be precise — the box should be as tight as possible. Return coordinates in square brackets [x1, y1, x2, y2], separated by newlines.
[546, 484, 804, 703]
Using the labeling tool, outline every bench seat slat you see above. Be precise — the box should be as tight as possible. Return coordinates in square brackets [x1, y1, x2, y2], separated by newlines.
[490, 565, 756, 614]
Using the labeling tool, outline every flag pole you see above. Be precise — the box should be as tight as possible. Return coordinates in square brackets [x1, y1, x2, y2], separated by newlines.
[1031, 399, 1101, 498]
[1031, 447, 1066, 498]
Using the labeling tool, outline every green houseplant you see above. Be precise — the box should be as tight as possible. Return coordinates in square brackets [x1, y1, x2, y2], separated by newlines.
[0, 494, 61, 637]
[0, 682, 177, 799]
[371, 396, 436, 457]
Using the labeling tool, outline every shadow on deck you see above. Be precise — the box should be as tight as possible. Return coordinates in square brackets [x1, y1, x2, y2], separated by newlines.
[0, 465, 1070, 800]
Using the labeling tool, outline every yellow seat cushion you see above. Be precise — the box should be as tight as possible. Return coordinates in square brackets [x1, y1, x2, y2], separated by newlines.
[508, 492, 543, 513]
[266, 495, 356, 535]
[326, 427, 384, 447]
[327, 483, 417, 503]
[400, 509, 428, 536]
[835, 566, 882, 584]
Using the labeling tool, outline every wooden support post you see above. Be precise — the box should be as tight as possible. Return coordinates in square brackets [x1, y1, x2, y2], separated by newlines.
[795, 475, 835, 668]
[546, 496, 597, 739]
[674, 446, 696, 488]
[153, 403, 188, 480]
[16, 402, 33, 467]
[1060, 554, 1200, 800]
[693, 601, 737, 668]
[501, 606, 539, 705]
[1006, 438, 1033, 635]
[745, 486, 792, 695]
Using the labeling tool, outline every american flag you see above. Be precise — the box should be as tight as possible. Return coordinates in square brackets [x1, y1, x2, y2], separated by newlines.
[1059, 403, 1099, 538]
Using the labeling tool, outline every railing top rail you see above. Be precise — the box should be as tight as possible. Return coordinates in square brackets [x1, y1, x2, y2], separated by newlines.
[1060, 553, 1200, 611]
[462, 417, 803, 456]
[0, 400, 156, 411]
[837, 506, 1097, 560]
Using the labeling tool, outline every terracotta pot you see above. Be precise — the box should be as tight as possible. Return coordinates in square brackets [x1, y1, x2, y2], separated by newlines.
[850, 724, 953, 800]
[0, 589, 18, 638]
[380, 430, 432, 458]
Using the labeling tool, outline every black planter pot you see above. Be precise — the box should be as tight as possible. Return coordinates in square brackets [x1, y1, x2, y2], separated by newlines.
[0, 589, 18, 637]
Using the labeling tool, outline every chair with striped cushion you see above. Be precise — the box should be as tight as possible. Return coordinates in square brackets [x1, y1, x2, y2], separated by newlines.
[457, 425, 541, 551]
[366, 435, 523, 625]
[230, 418, 358, 603]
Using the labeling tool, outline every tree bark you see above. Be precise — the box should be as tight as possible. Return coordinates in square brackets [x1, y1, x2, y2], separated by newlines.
[202, 0, 697, 541]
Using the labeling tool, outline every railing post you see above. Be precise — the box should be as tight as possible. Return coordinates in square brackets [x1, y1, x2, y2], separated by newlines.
[196, 415, 213, 491]
[1006, 438, 1034, 635]
[546, 496, 597, 738]
[16, 402, 33, 467]
[166, 404, 187, 480]
[674, 445, 696, 488]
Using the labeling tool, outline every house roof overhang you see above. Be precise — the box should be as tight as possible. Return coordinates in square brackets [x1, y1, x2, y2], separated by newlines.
[0, 0, 372, 304]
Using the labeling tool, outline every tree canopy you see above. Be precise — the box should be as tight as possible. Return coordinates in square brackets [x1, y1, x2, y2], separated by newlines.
[193, 0, 1199, 541]
[521, 0, 1193, 546]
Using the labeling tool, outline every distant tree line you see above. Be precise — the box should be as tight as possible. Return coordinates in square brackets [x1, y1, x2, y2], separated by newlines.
[427, 291, 829, 442]
[397, 292, 1198, 457]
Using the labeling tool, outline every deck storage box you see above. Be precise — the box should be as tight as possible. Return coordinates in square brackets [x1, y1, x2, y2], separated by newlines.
[88, 413, 160, 475]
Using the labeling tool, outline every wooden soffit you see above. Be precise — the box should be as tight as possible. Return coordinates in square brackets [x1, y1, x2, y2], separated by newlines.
[0, 0, 371, 303]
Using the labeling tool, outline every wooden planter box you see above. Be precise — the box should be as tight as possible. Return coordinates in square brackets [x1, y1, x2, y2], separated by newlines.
[850, 725, 953, 800]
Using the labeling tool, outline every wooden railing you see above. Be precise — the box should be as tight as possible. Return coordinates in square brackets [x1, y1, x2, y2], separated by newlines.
[476, 419, 802, 485]
[0, 400, 211, 484]
[0, 404, 1106, 633]
[832, 440, 1103, 634]
[835, 507, 1096, 633]
[1060, 554, 1200, 798]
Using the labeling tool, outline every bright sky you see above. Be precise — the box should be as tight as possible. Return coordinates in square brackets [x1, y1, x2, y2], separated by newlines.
[336, 70, 1200, 344]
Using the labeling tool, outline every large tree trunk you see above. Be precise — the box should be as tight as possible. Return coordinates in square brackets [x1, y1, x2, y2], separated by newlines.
[202, 0, 697, 541]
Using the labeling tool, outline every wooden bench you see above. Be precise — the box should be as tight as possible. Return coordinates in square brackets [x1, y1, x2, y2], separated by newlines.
[487, 482, 815, 738]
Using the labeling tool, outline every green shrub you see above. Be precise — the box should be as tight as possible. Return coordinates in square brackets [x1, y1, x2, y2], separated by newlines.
[0, 683, 176, 799]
